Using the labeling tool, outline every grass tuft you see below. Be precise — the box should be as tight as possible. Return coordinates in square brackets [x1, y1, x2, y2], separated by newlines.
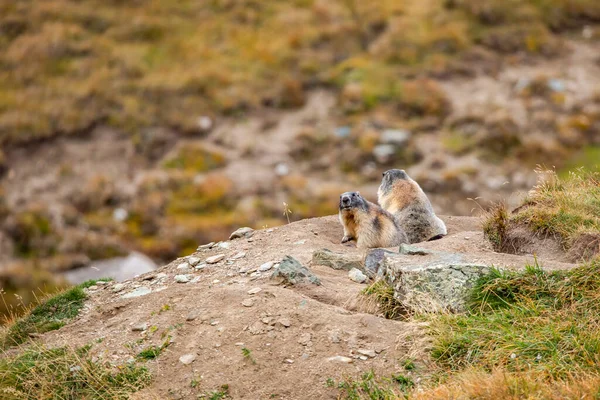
[360, 280, 406, 320]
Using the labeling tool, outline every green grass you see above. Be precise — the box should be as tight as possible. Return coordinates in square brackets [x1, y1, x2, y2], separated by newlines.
[331, 370, 412, 400]
[429, 259, 600, 379]
[0, 343, 150, 399]
[483, 169, 600, 259]
[136, 337, 170, 361]
[241, 347, 256, 365]
[361, 280, 405, 320]
[0, 279, 112, 350]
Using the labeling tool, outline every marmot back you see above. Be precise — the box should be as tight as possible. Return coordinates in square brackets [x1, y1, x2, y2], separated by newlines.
[338, 191, 408, 249]
[377, 169, 446, 244]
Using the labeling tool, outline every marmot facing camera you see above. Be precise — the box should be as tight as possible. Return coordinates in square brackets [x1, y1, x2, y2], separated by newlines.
[338, 191, 408, 249]
[378, 169, 446, 244]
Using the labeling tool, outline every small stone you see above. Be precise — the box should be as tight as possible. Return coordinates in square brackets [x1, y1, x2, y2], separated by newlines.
[510, 353, 517, 359]
[235, 342, 245, 346]
[96, 281, 107, 286]
[174, 275, 190, 283]
[327, 356, 353, 363]
[258, 261, 275, 272]
[121, 287, 151, 299]
[247, 287, 262, 295]
[293, 240, 306, 245]
[197, 115, 213, 131]
[113, 208, 128, 222]
[284, 359, 294, 364]
[132, 323, 148, 332]
[212, 279, 220, 284]
[278, 318, 291, 328]
[87, 285, 98, 291]
[298, 333, 312, 346]
[359, 356, 368, 361]
[248, 321, 264, 335]
[217, 242, 230, 249]
[266, 229, 274, 233]
[210, 320, 219, 326]
[197, 242, 215, 250]
[177, 263, 190, 271]
[231, 252, 246, 260]
[275, 163, 289, 176]
[249, 271, 261, 278]
[179, 354, 196, 365]
[112, 283, 126, 293]
[195, 263, 207, 271]
[357, 349, 376, 358]
[242, 298, 255, 307]
[229, 227, 255, 240]
[155, 272, 167, 279]
[271, 256, 321, 286]
[206, 254, 225, 264]
[186, 310, 202, 321]
[312, 249, 363, 271]
[187, 256, 201, 266]
[348, 268, 367, 283]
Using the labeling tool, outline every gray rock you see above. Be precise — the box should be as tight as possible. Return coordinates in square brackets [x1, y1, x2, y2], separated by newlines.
[357, 349, 376, 358]
[298, 333, 312, 346]
[174, 275, 190, 283]
[187, 256, 201, 266]
[121, 286, 152, 299]
[348, 268, 367, 283]
[241, 298, 255, 307]
[176, 263, 190, 271]
[186, 310, 202, 321]
[372, 144, 396, 164]
[87, 285, 98, 291]
[179, 354, 196, 365]
[381, 251, 490, 313]
[206, 254, 225, 264]
[197, 242, 215, 251]
[364, 248, 397, 278]
[231, 252, 246, 260]
[229, 227, 255, 240]
[399, 244, 434, 256]
[258, 261, 275, 272]
[112, 283, 126, 293]
[271, 256, 321, 286]
[278, 318, 291, 328]
[217, 242, 230, 249]
[311, 249, 363, 271]
[132, 323, 148, 332]
[380, 129, 411, 145]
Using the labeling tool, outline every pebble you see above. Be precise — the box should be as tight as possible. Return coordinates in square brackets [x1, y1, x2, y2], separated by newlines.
[176, 263, 190, 271]
[266, 229, 274, 233]
[217, 242, 230, 249]
[96, 281, 107, 286]
[206, 254, 225, 264]
[348, 268, 367, 284]
[242, 298, 255, 307]
[293, 240, 306, 245]
[327, 356, 353, 363]
[229, 227, 255, 240]
[197, 242, 215, 250]
[187, 256, 201, 266]
[190, 276, 201, 283]
[278, 318, 291, 328]
[231, 252, 246, 260]
[112, 283, 126, 293]
[247, 287, 262, 295]
[132, 323, 148, 332]
[210, 320, 219, 326]
[249, 272, 262, 278]
[186, 310, 201, 321]
[359, 356, 368, 361]
[235, 342, 245, 346]
[284, 359, 294, 364]
[357, 349, 376, 358]
[156, 272, 167, 279]
[174, 275, 190, 283]
[298, 333, 312, 346]
[195, 263, 207, 270]
[275, 163, 290, 176]
[179, 354, 196, 365]
[87, 285, 98, 291]
[258, 261, 275, 272]
[121, 287, 151, 299]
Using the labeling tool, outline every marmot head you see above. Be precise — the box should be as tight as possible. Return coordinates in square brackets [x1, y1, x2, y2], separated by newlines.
[379, 169, 409, 195]
[339, 191, 368, 212]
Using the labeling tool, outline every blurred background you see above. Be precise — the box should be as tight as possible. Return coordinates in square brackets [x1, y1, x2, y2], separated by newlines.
[0, 0, 599, 318]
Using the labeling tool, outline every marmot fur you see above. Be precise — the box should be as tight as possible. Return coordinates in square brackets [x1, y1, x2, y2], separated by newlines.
[378, 169, 446, 244]
[338, 191, 408, 249]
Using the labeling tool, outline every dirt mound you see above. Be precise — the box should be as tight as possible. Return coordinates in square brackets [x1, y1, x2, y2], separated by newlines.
[37, 215, 577, 399]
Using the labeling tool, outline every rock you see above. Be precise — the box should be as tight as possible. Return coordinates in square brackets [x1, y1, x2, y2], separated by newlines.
[249, 271, 261, 278]
[176, 263, 190, 271]
[231, 252, 246, 260]
[206, 254, 225, 264]
[359, 356, 368, 361]
[247, 287, 262, 295]
[132, 323, 148, 332]
[373, 144, 396, 164]
[258, 261, 275, 272]
[87, 285, 98, 291]
[121, 287, 152, 299]
[271, 256, 321, 286]
[186, 310, 202, 321]
[241, 298, 255, 307]
[179, 354, 196, 365]
[275, 163, 290, 176]
[248, 321, 264, 335]
[312, 249, 363, 271]
[96, 281, 107, 286]
[112, 283, 126, 293]
[357, 349, 376, 358]
[113, 208, 128, 222]
[293, 240, 306, 245]
[187, 256, 201, 266]
[195, 263, 207, 271]
[229, 227, 255, 240]
[217, 242, 230, 249]
[278, 318, 291, 328]
[174, 275, 190, 283]
[197, 115, 213, 131]
[399, 244, 434, 256]
[298, 333, 312, 346]
[197, 242, 215, 250]
[381, 252, 491, 313]
[380, 129, 411, 145]
[364, 248, 396, 278]
[327, 356, 353, 363]
[348, 268, 367, 283]
[284, 359, 294, 364]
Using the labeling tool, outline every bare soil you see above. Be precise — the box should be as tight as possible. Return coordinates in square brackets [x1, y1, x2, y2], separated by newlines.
[38, 215, 577, 399]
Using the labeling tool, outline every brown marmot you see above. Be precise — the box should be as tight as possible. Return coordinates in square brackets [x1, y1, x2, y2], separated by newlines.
[378, 169, 447, 244]
[338, 191, 408, 249]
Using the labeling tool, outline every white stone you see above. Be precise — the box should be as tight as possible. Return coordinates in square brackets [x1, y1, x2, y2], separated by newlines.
[174, 275, 190, 283]
[179, 354, 196, 365]
[247, 287, 262, 295]
[113, 208, 128, 222]
[187, 256, 201, 266]
[112, 283, 126, 293]
[357, 349, 376, 358]
[327, 356, 353, 363]
[258, 261, 275, 272]
[348, 268, 367, 283]
[177, 263, 190, 271]
[206, 254, 225, 264]
[241, 298, 255, 307]
[231, 252, 246, 260]
[121, 287, 151, 299]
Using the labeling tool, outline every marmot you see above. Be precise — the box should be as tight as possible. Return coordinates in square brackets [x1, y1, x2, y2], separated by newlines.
[378, 169, 447, 244]
[338, 191, 408, 249]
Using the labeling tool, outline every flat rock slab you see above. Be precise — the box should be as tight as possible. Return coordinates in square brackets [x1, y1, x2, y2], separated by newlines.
[311, 248, 363, 271]
[379, 246, 491, 313]
[271, 256, 321, 286]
